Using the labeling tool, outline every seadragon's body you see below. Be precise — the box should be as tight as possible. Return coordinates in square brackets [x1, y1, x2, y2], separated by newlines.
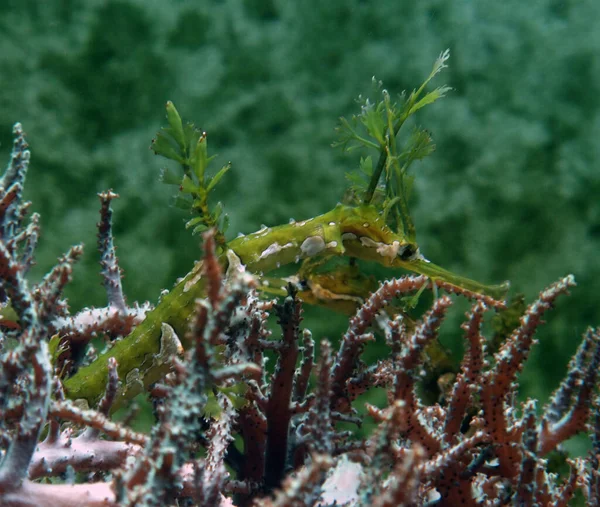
[63, 203, 508, 408]
[64, 51, 509, 408]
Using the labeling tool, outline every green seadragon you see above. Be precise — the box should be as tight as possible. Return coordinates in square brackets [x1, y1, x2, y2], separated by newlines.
[63, 50, 509, 408]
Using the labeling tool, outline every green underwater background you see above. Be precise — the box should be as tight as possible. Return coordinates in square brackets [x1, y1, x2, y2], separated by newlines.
[1, 0, 599, 419]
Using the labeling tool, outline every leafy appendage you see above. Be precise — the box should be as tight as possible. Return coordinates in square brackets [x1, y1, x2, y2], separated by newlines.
[335, 49, 451, 242]
[152, 101, 230, 245]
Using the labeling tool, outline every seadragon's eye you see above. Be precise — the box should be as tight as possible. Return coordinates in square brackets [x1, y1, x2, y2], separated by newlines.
[399, 243, 418, 261]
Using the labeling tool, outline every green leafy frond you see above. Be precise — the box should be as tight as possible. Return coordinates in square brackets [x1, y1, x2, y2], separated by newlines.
[334, 50, 452, 243]
[152, 101, 230, 246]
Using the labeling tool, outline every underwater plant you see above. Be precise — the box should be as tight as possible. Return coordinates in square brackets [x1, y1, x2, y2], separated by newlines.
[0, 51, 599, 506]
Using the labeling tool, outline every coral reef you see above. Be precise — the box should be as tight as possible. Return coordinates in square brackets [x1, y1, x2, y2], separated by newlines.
[1, 123, 600, 506]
